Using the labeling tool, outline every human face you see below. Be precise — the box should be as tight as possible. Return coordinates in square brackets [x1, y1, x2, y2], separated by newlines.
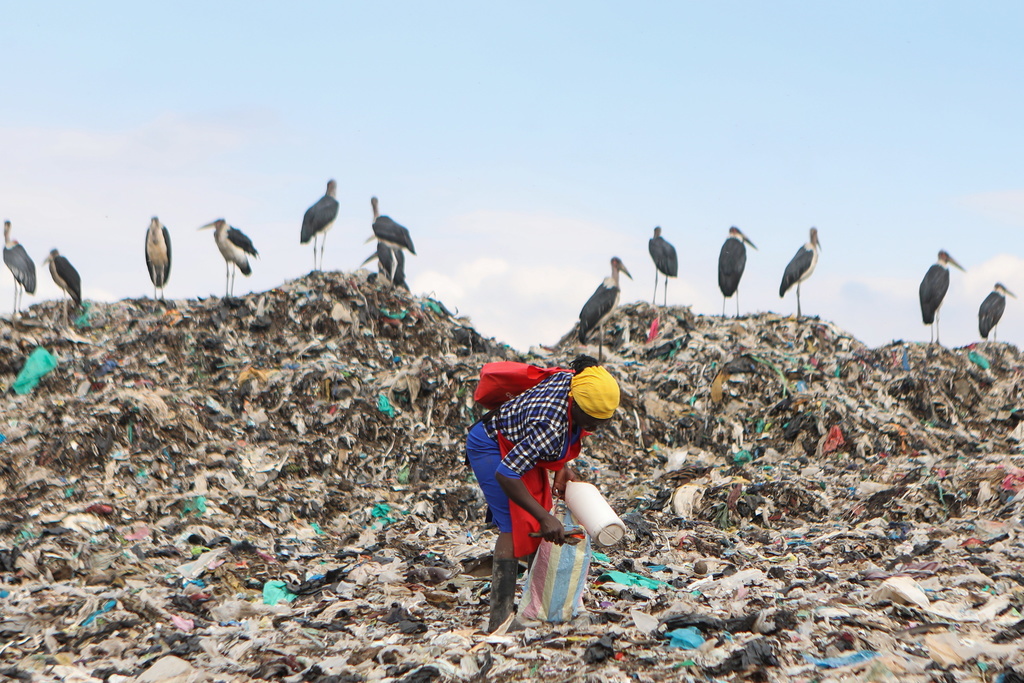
[572, 402, 611, 432]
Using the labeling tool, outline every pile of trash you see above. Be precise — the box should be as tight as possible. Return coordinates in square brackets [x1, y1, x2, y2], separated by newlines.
[2, 272, 1023, 682]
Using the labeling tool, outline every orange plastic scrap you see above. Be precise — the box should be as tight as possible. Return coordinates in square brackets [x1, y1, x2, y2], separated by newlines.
[162, 309, 184, 326]
[237, 366, 276, 385]
[822, 425, 845, 454]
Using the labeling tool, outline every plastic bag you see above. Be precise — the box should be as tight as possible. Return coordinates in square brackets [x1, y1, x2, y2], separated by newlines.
[520, 512, 591, 623]
[473, 362, 567, 410]
[13, 347, 58, 395]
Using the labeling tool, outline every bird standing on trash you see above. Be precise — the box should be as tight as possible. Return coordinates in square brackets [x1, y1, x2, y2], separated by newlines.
[3, 220, 36, 316]
[144, 217, 172, 300]
[199, 219, 258, 298]
[779, 227, 821, 318]
[301, 179, 339, 271]
[978, 282, 1014, 341]
[362, 240, 408, 289]
[43, 249, 81, 325]
[370, 196, 416, 255]
[718, 226, 757, 317]
[919, 250, 965, 345]
[579, 257, 632, 362]
[465, 355, 620, 632]
[648, 227, 677, 307]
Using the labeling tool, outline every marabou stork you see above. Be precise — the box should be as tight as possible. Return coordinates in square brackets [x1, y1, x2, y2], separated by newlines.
[648, 227, 677, 307]
[370, 196, 416, 255]
[199, 219, 258, 298]
[362, 241, 408, 290]
[779, 227, 821, 318]
[42, 249, 81, 325]
[579, 257, 632, 361]
[301, 179, 339, 271]
[718, 226, 757, 317]
[979, 283, 1015, 341]
[919, 250, 965, 345]
[3, 220, 36, 316]
[144, 217, 172, 300]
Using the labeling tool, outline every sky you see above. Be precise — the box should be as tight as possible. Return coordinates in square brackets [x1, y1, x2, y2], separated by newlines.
[3, 2, 1024, 351]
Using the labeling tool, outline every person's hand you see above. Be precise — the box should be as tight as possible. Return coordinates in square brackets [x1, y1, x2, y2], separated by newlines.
[553, 466, 583, 498]
[538, 513, 566, 545]
[552, 468, 569, 499]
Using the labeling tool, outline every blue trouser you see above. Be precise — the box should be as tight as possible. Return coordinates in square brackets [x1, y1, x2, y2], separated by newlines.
[466, 421, 513, 532]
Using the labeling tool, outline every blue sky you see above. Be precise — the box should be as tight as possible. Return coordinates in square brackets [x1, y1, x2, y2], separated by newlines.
[3, 3, 1024, 350]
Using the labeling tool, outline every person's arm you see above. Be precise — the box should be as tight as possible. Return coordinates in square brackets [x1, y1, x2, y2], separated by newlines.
[495, 472, 566, 544]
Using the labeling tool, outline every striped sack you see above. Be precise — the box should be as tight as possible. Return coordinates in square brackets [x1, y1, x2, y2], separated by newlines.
[520, 515, 592, 623]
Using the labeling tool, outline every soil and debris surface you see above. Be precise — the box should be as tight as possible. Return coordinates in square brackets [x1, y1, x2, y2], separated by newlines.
[2, 270, 1024, 682]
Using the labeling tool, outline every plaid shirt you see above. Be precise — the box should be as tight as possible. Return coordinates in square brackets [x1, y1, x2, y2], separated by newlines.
[484, 371, 577, 476]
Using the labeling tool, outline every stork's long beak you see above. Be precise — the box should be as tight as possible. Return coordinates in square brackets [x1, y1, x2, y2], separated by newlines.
[360, 252, 379, 267]
[1006, 287, 1018, 299]
[198, 222, 218, 231]
[948, 255, 965, 272]
[619, 263, 633, 280]
[743, 235, 758, 250]
[42, 254, 52, 265]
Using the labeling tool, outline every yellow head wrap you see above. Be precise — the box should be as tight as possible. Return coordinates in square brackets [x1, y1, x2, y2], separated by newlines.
[570, 366, 620, 419]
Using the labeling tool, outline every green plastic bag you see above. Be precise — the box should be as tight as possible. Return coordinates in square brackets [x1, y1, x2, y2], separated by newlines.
[13, 347, 58, 395]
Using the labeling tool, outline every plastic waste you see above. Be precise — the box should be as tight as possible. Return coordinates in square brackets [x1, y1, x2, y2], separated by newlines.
[802, 650, 879, 668]
[263, 580, 298, 606]
[666, 626, 705, 649]
[12, 347, 58, 395]
[564, 481, 626, 546]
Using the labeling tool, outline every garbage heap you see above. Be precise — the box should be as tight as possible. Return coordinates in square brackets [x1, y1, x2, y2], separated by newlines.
[1, 274, 1022, 683]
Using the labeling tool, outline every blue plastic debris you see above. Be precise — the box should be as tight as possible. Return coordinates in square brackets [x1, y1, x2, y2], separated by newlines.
[802, 650, 879, 668]
[82, 599, 118, 626]
[666, 626, 705, 649]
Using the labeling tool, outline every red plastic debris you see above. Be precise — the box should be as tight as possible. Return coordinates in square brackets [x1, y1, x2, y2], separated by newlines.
[1000, 468, 1024, 492]
[822, 425, 845, 454]
[647, 316, 660, 343]
[85, 504, 115, 515]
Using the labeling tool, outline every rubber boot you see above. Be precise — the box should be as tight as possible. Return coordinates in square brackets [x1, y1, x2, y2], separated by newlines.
[487, 559, 518, 633]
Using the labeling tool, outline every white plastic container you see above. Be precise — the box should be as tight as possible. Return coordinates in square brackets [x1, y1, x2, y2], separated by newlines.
[564, 481, 627, 547]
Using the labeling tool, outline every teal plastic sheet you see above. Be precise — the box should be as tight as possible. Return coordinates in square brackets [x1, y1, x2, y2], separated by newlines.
[13, 347, 58, 395]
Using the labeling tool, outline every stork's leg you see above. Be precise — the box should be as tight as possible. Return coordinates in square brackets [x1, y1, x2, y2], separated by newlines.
[796, 283, 802, 319]
[722, 296, 726, 317]
[652, 272, 658, 307]
[663, 278, 668, 308]
[12, 284, 17, 317]
[224, 262, 230, 298]
[319, 232, 327, 271]
[736, 292, 740, 318]
[936, 309, 941, 346]
[312, 235, 318, 271]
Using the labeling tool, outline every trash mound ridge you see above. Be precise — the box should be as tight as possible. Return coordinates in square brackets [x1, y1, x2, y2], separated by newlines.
[2, 276, 1024, 682]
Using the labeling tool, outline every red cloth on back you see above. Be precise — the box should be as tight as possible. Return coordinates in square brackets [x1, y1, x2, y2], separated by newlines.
[473, 362, 568, 410]
[494, 402, 584, 558]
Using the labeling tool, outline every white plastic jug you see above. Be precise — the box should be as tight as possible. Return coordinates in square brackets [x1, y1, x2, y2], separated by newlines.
[564, 481, 626, 547]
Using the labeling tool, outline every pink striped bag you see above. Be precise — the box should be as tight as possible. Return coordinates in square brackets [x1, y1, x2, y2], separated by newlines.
[519, 515, 592, 623]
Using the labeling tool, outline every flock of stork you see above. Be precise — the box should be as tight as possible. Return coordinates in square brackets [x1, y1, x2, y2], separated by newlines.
[580, 225, 1013, 358]
[1, 180, 416, 323]
[1, 184, 1015, 349]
